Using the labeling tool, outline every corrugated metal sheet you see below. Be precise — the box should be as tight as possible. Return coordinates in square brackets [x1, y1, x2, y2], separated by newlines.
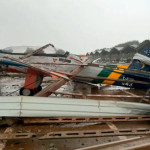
[0, 96, 150, 117]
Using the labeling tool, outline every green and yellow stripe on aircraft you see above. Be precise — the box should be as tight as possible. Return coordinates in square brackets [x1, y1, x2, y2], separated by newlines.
[92, 65, 129, 85]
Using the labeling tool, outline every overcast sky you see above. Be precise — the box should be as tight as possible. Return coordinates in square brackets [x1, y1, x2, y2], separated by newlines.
[0, 0, 150, 54]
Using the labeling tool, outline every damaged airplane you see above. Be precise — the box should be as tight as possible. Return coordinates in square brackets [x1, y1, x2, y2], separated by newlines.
[0, 40, 150, 96]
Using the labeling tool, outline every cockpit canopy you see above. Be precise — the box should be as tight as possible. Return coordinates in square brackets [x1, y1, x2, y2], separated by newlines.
[0, 46, 70, 57]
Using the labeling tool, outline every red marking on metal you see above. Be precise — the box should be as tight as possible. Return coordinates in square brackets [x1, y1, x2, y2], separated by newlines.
[7, 68, 21, 73]
[50, 75, 59, 79]
[51, 72, 64, 79]
[24, 67, 39, 89]
[69, 57, 82, 63]
[53, 58, 57, 62]
[80, 55, 87, 57]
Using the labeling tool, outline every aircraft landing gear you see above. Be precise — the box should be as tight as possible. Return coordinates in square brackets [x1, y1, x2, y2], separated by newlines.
[19, 86, 42, 96]
[19, 88, 34, 96]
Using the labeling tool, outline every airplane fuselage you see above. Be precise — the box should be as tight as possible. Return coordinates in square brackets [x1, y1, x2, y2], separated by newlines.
[0, 51, 150, 89]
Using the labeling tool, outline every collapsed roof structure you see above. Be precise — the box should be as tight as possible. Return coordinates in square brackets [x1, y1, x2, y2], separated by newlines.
[0, 40, 150, 149]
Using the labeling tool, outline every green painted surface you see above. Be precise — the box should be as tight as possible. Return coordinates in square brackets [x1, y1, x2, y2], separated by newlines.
[92, 65, 117, 84]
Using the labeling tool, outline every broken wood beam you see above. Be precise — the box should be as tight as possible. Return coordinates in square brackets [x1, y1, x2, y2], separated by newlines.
[75, 136, 149, 150]
[19, 43, 52, 59]
[34, 78, 67, 97]
[23, 115, 150, 124]
[52, 91, 150, 99]
[39, 128, 150, 139]
[35, 66, 83, 97]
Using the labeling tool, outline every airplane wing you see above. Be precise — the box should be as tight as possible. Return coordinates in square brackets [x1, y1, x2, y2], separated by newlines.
[4, 56, 70, 80]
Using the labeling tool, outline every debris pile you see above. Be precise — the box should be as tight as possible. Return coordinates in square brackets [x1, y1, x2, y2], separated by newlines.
[0, 40, 150, 149]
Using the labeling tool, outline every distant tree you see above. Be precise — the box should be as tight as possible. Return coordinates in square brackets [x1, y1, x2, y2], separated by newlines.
[120, 46, 136, 62]
[100, 50, 109, 61]
[109, 48, 120, 62]
[115, 40, 139, 48]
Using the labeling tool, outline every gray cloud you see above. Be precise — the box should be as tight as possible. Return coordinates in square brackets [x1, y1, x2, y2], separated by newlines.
[0, 0, 150, 54]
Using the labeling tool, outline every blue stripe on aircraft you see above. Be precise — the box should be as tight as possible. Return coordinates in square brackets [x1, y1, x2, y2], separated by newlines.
[1, 60, 28, 67]
[113, 60, 150, 89]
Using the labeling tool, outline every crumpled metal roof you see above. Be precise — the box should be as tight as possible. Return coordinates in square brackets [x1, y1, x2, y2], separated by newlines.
[0, 96, 150, 117]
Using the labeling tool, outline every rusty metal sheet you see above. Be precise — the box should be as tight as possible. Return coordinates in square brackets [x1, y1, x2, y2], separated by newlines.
[39, 128, 150, 139]
[0, 133, 35, 140]
[23, 115, 150, 124]
[1, 128, 150, 140]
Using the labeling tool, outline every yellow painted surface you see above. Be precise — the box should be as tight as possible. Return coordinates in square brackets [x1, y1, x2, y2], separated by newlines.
[102, 65, 129, 85]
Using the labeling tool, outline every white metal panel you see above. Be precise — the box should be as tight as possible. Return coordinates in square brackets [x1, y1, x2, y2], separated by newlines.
[21, 103, 99, 112]
[0, 103, 20, 109]
[22, 96, 99, 106]
[21, 110, 137, 117]
[98, 101, 117, 107]
[0, 96, 21, 103]
[117, 102, 150, 110]
[0, 96, 150, 117]
[0, 110, 20, 116]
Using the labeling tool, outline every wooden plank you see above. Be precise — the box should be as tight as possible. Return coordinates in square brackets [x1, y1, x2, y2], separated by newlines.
[120, 89, 150, 102]
[107, 122, 127, 140]
[52, 91, 150, 99]
[19, 43, 51, 59]
[75, 137, 140, 150]
[122, 141, 150, 150]
[0, 127, 14, 150]
[34, 78, 67, 97]
[75, 136, 150, 150]
[35, 66, 83, 97]
[39, 128, 150, 139]
[23, 115, 150, 124]
[0, 133, 35, 140]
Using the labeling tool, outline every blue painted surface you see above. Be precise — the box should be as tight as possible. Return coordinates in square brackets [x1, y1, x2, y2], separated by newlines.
[114, 47, 150, 89]
[1, 60, 28, 67]
[139, 47, 150, 57]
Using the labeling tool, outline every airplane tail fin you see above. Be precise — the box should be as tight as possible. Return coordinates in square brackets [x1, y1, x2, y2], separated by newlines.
[112, 40, 150, 89]
[129, 40, 150, 72]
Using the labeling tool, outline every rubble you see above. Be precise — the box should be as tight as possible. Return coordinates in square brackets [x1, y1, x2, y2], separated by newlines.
[0, 41, 150, 149]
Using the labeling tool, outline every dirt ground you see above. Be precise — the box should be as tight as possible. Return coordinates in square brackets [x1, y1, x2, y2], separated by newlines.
[0, 74, 150, 150]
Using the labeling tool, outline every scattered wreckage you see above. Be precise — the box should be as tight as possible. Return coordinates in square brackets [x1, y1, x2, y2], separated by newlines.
[0, 40, 150, 150]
